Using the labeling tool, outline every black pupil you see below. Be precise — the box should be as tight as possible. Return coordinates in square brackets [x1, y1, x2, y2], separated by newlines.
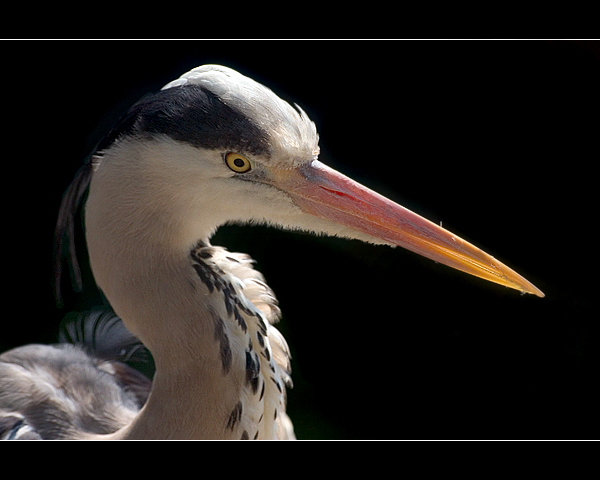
[234, 158, 246, 168]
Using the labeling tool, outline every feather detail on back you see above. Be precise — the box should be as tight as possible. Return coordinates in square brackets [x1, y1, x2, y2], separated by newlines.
[0, 309, 151, 440]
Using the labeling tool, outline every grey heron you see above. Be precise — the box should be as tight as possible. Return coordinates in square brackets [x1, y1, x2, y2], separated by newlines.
[0, 64, 543, 440]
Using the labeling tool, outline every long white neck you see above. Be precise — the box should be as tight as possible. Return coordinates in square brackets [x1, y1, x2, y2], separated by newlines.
[84, 138, 292, 439]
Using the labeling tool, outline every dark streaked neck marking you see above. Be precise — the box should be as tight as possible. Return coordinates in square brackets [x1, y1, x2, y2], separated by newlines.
[96, 85, 271, 156]
[189, 241, 289, 439]
[190, 242, 269, 377]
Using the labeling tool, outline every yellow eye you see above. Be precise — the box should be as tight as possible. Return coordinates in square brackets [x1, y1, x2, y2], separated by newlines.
[225, 152, 252, 173]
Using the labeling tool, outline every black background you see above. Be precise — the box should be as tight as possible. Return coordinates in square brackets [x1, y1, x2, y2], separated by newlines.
[1, 40, 598, 439]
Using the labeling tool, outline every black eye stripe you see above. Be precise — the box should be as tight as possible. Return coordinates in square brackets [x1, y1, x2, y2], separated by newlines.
[97, 85, 271, 157]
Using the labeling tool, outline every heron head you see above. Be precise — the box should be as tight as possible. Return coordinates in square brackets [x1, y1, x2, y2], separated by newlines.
[87, 65, 543, 297]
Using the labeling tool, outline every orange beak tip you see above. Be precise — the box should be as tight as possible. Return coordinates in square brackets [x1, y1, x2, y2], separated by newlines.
[275, 161, 544, 298]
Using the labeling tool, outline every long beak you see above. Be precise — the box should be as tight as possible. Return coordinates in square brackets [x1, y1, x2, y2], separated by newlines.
[272, 160, 544, 297]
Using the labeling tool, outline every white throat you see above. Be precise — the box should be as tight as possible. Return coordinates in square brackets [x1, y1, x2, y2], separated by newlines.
[85, 137, 293, 439]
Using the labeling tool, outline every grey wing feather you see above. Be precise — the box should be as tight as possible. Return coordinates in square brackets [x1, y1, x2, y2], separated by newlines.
[0, 309, 152, 439]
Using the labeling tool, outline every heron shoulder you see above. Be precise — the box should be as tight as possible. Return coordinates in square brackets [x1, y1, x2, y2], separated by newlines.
[0, 334, 150, 439]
